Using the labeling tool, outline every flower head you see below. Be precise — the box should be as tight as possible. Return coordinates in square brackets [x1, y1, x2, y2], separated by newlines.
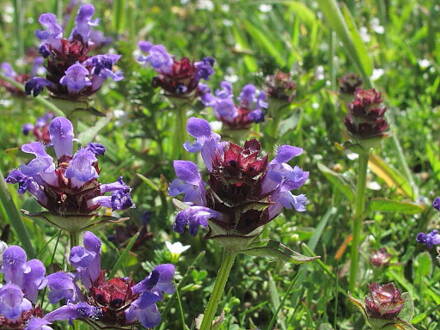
[25, 4, 122, 100]
[46, 232, 175, 328]
[338, 73, 363, 95]
[365, 283, 404, 320]
[370, 248, 391, 267]
[344, 88, 388, 140]
[169, 117, 308, 239]
[416, 230, 440, 249]
[199, 81, 267, 130]
[265, 71, 296, 104]
[6, 117, 133, 218]
[138, 41, 214, 98]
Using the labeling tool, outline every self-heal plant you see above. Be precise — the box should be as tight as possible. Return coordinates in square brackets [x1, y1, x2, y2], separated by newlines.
[344, 88, 389, 291]
[169, 117, 316, 329]
[5, 117, 134, 245]
[199, 81, 266, 133]
[46, 231, 175, 329]
[137, 41, 215, 159]
[25, 4, 122, 113]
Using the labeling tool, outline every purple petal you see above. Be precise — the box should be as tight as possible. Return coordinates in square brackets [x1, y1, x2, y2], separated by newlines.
[22, 123, 34, 135]
[0, 284, 32, 320]
[174, 206, 223, 235]
[25, 317, 53, 330]
[186, 117, 212, 138]
[60, 62, 92, 94]
[35, 13, 63, 41]
[65, 148, 98, 188]
[44, 302, 99, 322]
[22, 259, 46, 303]
[1, 62, 16, 78]
[173, 160, 201, 185]
[125, 298, 161, 328]
[25, 77, 53, 97]
[1, 245, 27, 286]
[83, 231, 101, 254]
[70, 4, 97, 42]
[49, 117, 74, 158]
[100, 177, 129, 193]
[47, 272, 78, 304]
[248, 109, 265, 123]
[137, 42, 173, 74]
[433, 197, 440, 211]
[86, 142, 105, 156]
[275, 145, 303, 163]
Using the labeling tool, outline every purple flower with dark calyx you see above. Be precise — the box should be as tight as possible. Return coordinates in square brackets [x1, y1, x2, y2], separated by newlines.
[26, 4, 123, 100]
[433, 197, 440, 211]
[138, 41, 214, 98]
[45, 232, 175, 328]
[170, 117, 308, 237]
[6, 116, 134, 220]
[416, 230, 440, 249]
[200, 81, 267, 130]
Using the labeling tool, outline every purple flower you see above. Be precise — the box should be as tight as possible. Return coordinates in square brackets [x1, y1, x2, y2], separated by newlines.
[25, 4, 123, 100]
[1, 62, 16, 77]
[433, 197, 440, 211]
[138, 41, 214, 98]
[416, 230, 440, 249]
[45, 232, 175, 328]
[200, 81, 267, 129]
[60, 63, 92, 94]
[170, 118, 308, 236]
[6, 116, 134, 217]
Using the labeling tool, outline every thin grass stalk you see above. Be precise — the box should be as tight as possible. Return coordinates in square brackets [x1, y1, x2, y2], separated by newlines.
[0, 169, 35, 257]
[13, 0, 24, 58]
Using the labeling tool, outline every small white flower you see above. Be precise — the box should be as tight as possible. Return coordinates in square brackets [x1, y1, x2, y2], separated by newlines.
[259, 4, 272, 13]
[371, 18, 384, 34]
[418, 59, 431, 69]
[359, 27, 371, 43]
[166, 241, 190, 257]
[371, 68, 384, 81]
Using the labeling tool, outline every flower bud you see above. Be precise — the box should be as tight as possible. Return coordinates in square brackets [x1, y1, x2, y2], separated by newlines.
[370, 248, 391, 267]
[265, 71, 296, 104]
[365, 283, 404, 320]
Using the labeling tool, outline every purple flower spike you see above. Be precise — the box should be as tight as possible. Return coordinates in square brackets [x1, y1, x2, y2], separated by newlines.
[0, 284, 32, 320]
[49, 117, 74, 158]
[416, 230, 440, 249]
[70, 4, 98, 43]
[60, 62, 92, 94]
[46, 272, 78, 304]
[433, 197, 440, 211]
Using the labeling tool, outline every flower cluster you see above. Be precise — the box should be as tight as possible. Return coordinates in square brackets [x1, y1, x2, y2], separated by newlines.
[199, 82, 267, 130]
[22, 113, 54, 144]
[169, 117, 308, 239]
[25, 4, 122, 99]
[137, 41, 214, 98]
[265, 71, 296, 104]
[338, 73, 363, 95]
[46, 232, 175, 328]
[344, 88, 389, 140]
[416, 230, 440, 249]
[6, 117, 133, 217]
[0, 245, 98, 330]
[365, 283, 404, 320]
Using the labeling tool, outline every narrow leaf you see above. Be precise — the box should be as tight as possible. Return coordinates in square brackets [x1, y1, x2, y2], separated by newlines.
[369, 198, 424, 215]
[78, 115, 112, 145]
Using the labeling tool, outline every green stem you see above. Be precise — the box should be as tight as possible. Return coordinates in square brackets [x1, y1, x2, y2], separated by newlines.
[171, 105, 188, 160]
[69, 231, 80, 249]
[349, 151, 369, 291]
[0, 169, 35, 257]
[200, 251, 237, 330]
[0, 73, 65, 116]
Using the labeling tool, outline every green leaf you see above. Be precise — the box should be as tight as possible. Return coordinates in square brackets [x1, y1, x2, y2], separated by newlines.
[231, 26, 257, 72]
[317, 163, 354, 201]
[78, 115, 112, 145]
[242, 240, 320, 264]
[398, 292, 415, 323]
[368, 154, 414, 199]
[369, 198, 424, 215]
[287, 2, 318, 27]
[268, 272, 286, 330]
[347, 295, 369, 324]
[369, 198, 424, 214]
[413, 252, 433, 280]
[316, 0, 373, 83]
[242, 20, 285, 66]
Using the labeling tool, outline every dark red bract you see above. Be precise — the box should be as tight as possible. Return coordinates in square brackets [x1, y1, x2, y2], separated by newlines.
[365, 283, 404, 320]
